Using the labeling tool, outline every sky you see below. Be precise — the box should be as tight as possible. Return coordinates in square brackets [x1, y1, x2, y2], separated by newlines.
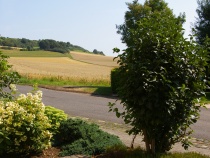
[0, 0, 198, 56]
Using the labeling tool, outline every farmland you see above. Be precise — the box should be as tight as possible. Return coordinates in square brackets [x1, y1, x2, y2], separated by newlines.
[70, 51, 118, 67]
[1, 49, 118, 85]
[8, 57, 114, 81]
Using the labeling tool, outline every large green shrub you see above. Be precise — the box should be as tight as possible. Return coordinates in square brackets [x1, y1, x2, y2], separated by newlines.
[44, 105, 68, 135]
[0, 89, 52, 156]
[110, 68, 120, 94]
[109, 0, 208, 154]
[53, 118, 124, 156]
[0, 52, 20, 100]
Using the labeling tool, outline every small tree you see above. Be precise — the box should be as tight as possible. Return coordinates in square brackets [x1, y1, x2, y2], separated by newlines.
[0, 52, 20, 99]
[194, 0, 210, 44]
[109, 0, 208, 154]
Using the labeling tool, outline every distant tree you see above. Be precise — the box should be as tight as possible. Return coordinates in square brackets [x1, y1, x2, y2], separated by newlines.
[194, 0, 210, 44]
[21, 38, 29, 44]
[93, 49, 105, 55]
[39, 40, 50, 50]
[109, 0, 208, 154]
[39, 39, 69, 53]
[0, 36, 90, 53]
[93, 49, 97, 54]
[66, 42, 71, 47]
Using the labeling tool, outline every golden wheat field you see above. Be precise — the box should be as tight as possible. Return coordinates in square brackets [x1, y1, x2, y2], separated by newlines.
[8, 55, 117, 81]
[70, 51, 118, 67]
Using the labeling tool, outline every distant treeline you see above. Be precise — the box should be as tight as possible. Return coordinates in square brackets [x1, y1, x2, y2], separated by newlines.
[93, 49, 105, 56]
[0, 36, 94, 54]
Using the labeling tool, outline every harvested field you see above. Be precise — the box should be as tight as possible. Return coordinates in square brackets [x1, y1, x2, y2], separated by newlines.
[70, 51, 119, 67]
[8, 57, 113, 81]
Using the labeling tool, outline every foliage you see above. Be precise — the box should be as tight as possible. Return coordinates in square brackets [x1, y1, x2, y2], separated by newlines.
[109, 0, 208, 154]
[0, 52, 20, 100]
[93, 49, 105, 55]
[0, 36, 90, 53]
[44, 106, 68, 135]
[110, 68, 120, 94]
[194, 0, 210, 44]
[39, 39, 89, 54]
[53, 118, 124, 156]
[38, 39, 70, 53]
[194, 0, 210, 80]
[0, 88, 52, 156]
[20, 47, 40, 51]
[0, 37, 38, 48]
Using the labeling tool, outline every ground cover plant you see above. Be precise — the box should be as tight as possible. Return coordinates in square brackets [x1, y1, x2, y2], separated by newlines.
[53, 118, 124, 157]
[109, 0, 208, 154]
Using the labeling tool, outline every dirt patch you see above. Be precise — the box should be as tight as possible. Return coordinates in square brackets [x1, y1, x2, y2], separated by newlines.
[31, 147, 61, 158]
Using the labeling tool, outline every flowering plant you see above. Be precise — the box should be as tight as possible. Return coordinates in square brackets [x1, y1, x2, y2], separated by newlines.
[0, 85, 52, 155]
[45, 105, 67, 135]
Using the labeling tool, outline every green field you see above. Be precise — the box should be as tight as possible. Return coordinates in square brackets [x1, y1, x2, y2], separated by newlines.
[0, 49, 72, 58]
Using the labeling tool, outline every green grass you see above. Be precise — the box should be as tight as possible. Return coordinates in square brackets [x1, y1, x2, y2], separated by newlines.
[20, 75, 110, 86]
[19, 74, 210, 98]
[200, 92, 210, 104]
[19, 75, 113, 96]
[0, 49, 72, 58]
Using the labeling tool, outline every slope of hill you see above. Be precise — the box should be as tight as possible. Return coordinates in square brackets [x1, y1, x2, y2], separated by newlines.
[0, 36, 102, 55]
[70, 51, 118, 67]
[8, 57, 113, 81]
[0, 48, 71, 57]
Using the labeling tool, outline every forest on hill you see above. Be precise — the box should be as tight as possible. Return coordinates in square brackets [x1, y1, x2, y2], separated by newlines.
[0, 36, 105, 55]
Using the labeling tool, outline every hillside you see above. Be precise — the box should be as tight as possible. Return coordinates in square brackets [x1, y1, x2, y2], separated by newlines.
[70, 51, 118, 67]
[0, 36, 104, 55]
[1, 49, 118, 82]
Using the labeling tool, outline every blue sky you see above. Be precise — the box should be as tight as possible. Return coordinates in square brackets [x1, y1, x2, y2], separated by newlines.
[0, 0, 197, 56]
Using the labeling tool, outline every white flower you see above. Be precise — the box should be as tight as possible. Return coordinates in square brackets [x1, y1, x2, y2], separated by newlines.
[9, 84, 17, 92]
[36, 90, 43, 98]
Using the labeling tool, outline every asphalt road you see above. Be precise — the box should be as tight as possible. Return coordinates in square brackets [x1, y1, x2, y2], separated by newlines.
[16, 85, 210, 140]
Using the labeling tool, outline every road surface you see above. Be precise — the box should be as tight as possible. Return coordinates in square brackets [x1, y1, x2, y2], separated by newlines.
[16, 85, 210, 140]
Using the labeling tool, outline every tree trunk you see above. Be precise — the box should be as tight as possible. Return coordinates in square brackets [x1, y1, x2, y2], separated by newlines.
[151, 139, 155, 153]
[131, 134, 137, 149]
[143, 129, 151, 152]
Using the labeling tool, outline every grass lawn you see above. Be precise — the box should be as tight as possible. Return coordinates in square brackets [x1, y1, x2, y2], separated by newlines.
[19, 75, 112, 96]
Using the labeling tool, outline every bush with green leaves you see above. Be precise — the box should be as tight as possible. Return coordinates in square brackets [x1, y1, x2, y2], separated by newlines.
[111, 68, 120, 94]
[53, 118, 124, 156]
[44, 105, 68, 135]
[109, 0, 208, 154]
[0, 88, 52, 156]
[0, 52, 20, 100]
